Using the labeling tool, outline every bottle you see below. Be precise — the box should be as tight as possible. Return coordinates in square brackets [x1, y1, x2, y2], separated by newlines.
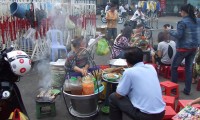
[70, 77, 83, 95]
[64, 79, 71, 94]
[82, 75, 94, 95]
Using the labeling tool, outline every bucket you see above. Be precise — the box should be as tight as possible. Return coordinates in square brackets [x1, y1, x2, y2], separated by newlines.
[50, 64, 65, 88]
[10, 2, 26, 18]
[51, 69, 65, 88]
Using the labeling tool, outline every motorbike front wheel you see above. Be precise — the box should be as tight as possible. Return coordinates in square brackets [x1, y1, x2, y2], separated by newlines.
[101, 17, 107, 23]
[118, 17, 124, 24]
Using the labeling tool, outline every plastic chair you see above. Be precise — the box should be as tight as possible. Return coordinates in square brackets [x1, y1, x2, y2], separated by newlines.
[163, 106, 176, 120]
[177, 66, 185, 81]
[158, 65, 170, 78]
[159, 66, 185, 81]
[162, 95, 175, 109]
[47, 29, 67, 61]
[160, 81, 179, 99]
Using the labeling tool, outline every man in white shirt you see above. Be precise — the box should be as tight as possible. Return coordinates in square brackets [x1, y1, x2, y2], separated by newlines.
[119, 4, 127, 17]
[105, 2, 111, 13]
[130, 7, 145, 21]
[109, 47, 165, 120]
[119, 4, 127, 14]
[130, 7, 145, 29]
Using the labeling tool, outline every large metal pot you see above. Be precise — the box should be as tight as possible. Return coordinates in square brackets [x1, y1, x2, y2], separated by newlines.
[63, 85, 104, 118]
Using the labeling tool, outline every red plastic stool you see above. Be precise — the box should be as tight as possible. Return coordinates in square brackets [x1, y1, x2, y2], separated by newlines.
[162, 95, 175, 109]
[177, 66, 185, 81]
[176, 100, 200, 112]
[159, 65, 169, 76]
[163, 106, 176, 120]
[158, 65, 171, 79]
[165, 66, 185, 81]
[160, 81, 179, 99]
[145, 63, 158, 72]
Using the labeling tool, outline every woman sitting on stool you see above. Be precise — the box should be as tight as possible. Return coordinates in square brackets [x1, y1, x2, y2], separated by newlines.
[111, 25, 133, 59]
[65, 37, 91, 77]
[152, 31, 176, 66]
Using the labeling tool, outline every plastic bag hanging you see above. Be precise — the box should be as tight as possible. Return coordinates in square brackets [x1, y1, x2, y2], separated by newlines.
[65, 15, 75, 30]
[95, 38, 110, 56]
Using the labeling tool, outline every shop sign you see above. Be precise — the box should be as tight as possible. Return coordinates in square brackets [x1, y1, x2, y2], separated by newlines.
[160, 0, 166, 9]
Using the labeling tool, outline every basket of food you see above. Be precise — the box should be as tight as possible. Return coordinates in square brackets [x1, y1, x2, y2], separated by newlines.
[102, 67, 123, 82]
[102, 73, 119, 82]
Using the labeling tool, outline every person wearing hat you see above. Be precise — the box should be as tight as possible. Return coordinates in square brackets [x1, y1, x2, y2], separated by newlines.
[130, 7, 145, 29]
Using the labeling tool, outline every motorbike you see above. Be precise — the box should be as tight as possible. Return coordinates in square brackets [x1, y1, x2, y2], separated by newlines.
[127, 15, 152, 39]
[0, 47, 30, 120]
[100, 10, 125, 24]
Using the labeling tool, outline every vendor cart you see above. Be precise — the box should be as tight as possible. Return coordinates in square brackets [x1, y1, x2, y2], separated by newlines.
[62, 35, 104, 119]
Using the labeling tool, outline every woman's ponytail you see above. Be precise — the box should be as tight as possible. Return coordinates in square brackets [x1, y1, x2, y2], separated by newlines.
[188, 4, 197, 24]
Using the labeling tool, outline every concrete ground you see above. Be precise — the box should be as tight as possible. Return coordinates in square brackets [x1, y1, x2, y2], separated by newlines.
[18, 61, 200, 120]
[16, 16, 200, 120]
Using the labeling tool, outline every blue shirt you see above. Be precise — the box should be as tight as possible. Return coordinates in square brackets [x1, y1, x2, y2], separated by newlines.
[116, 62, 165, 114]
[170, 16, 200, 48]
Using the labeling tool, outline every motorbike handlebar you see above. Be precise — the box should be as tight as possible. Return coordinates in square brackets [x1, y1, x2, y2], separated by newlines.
[0, 46, 14, 59]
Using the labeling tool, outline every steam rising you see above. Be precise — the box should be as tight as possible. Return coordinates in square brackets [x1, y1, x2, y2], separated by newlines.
[36, 60, 52, 89]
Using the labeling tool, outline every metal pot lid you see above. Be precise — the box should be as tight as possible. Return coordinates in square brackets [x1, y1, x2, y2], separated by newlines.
[109, 59, 127, 66]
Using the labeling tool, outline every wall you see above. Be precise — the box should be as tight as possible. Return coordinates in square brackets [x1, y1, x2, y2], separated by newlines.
[187, 0, 200, 8]
[160, 0, 187, 16]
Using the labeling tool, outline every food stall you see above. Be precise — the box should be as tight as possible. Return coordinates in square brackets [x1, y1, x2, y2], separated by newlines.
[61, 34, 106, 118]
[101, 59, 127, 114]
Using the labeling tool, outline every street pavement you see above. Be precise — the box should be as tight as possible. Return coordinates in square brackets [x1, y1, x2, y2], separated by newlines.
[16, 16, 200, 120]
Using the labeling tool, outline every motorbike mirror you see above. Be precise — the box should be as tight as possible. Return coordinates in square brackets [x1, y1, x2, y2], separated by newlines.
[4, 57, 8, 61]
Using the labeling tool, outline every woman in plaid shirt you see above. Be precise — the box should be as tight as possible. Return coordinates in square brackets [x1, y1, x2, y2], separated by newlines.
[112, 26, 133, 59]
[65, 37, 90, 77]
